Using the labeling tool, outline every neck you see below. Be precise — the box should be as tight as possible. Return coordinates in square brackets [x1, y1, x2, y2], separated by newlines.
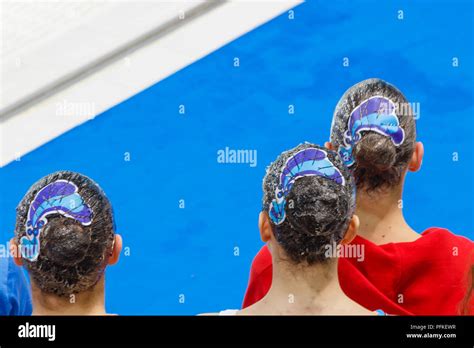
[264, 251, 357, 314]
[31, 278, 107, 315]
[355, 182, 419, 244]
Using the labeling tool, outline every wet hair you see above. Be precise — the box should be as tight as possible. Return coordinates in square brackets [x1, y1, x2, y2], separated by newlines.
[262, 143, 355, 265]
[14, 171, 115, 297]
[460, 264, 474, 315]
[330, 78, 416, 192]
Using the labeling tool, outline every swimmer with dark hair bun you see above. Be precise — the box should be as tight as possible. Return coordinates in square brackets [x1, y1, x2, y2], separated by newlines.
[329, 78, 418, 195]
[10, 171, 122, 315]
[244, 78, 473, 315]
[213, 143, 380, 315]
[329, 79, 473, 314]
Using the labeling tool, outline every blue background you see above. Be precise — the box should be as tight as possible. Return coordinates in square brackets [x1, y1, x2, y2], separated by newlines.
[1, 0, 473, 314]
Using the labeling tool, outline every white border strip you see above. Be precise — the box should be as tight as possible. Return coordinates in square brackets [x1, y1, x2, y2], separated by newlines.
[1, 1, 211, 116]
[0, 0, 302, 167]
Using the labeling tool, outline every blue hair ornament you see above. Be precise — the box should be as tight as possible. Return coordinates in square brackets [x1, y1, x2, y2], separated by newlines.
[269, 147, 345, 225]
[338, 96, 405, 166]
[20, 180, 93, 261]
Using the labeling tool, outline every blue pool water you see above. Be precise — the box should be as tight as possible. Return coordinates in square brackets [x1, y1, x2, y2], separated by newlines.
[1, 0, 473, 314]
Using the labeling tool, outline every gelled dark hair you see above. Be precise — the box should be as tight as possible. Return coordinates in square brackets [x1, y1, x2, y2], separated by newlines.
[262, 143, 355, 265]
[330, 78, 417, 192]
[15, 171, 115, 297]
[460, 264, 474, 315]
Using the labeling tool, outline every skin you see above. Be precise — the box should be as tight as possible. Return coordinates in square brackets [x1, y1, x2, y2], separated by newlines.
[236, 213, 373, 315]
[325, 141, 424, 245]
[10, 234, 122, 315]
[202, 213, 374, 315]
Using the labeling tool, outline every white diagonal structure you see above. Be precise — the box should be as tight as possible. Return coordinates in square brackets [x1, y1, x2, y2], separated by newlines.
[0, 0, 302, 167]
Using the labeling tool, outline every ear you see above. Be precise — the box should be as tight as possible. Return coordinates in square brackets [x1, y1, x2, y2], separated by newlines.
[9, 238, 23, 266]
[258, 212, 273, 243]
[108, 234, 123, 265]
[408, 142, 424, 172]
[340, 215, 359, 245]
[324, 141, 335, 151]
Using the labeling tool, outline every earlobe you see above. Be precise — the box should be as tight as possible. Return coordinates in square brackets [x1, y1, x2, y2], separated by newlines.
[9, 238, 23, 266]
[409, 142, 424, 172]
[324, 142, 334, 151]
[341, 215, 359, 245]
[259, 212, 272, 243]
[108, 234, 123, 265]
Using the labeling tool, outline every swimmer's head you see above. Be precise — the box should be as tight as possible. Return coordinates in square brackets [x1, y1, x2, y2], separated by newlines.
[12, 171, 122, 297]
[329, 78, 422, 192]
[261, 143, 358, 265]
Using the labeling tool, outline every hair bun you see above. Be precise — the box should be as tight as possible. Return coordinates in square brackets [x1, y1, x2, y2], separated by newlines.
[42, 217, 91, 266]
[353, 133, 396, 172]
